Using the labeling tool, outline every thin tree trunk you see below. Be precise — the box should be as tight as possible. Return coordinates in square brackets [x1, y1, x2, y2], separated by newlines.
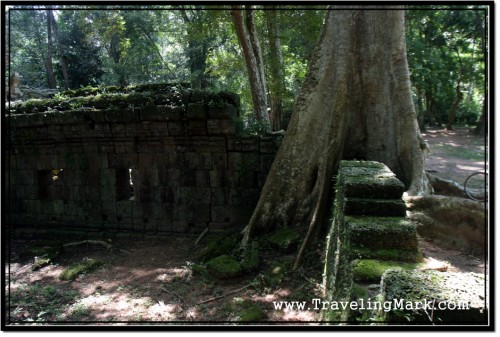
[426, 92, 434, 126]
[446, 80, 462, 130]
[45, 10, 57, 89]
[417, 88, 425, 132]
[242, 9, 430, 266]
[231, 7, 269, 123]
[473, 12, 487, 137]
[48, 9, 70, 88]
[265, 6, 286, 131]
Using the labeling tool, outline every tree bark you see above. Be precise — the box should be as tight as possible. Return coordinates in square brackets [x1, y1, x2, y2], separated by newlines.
[45, 10, 57, 89]
[426, 92, 434, 126]
[243, 9, 431, 263]
[231, 7, 269, 122]
[48, 9, 70, 88]
[265, 7, 286, 131]
[446, 79, 462, 130]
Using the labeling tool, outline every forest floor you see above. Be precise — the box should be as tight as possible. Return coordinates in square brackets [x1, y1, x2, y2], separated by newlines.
[5, 127, 488, 325]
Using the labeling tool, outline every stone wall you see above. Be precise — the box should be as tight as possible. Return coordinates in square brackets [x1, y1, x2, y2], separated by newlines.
[6, 85, 281, 238]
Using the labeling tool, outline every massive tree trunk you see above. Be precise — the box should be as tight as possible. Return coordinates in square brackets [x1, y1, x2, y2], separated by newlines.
[231, 7, 269, 122]
[265, 6, 286, 131]
[243, 9, 431, 262]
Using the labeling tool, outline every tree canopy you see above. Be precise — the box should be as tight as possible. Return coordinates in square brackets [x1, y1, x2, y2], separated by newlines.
[6, 5, 487, 132]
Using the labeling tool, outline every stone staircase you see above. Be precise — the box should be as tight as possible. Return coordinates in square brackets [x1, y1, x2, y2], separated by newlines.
[322, 160, 487, 325]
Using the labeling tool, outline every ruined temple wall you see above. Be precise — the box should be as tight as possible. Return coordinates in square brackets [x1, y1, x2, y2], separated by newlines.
[6, 93, 280, 237]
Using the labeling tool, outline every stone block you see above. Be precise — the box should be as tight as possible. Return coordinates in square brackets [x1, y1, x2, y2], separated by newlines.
[157, 105, 184, 121]
[259, 154, 276, 173]
[142, 168, 160, 186]
[187, 103, 208, 119]
[164, 169, 181, 187]
[344, 198, 407, 216]
[207, 119, 236, 135]
[161, 187, 175, 203]
[161, 138, 176, 153]
[181, 170, 196, 187]
[196, 170, 210, 187]
[184, 152, 200, 170]
[339, 160, 405, 199]
[198, 152, 213, 169]
[100, 169, 117, 186]
[227, 152, 242, 171]
[208, 137, 227, 153]
[167, 121, 186, 136]
[260, 136, 281, 153]
[108, 153, 139, 169]
[211, 205, 230, 223]
[138, 106, 160, 121]
[116, 200, 132, 217]
[381, 270, 486, 323]
[16, 170, 36, 185]
[209, 170, 227, 188]
[100, 186, 116, 202]
[208, 103, 237, 119]
[187, 120, 207, 136]
[211, 188, 228, 206]
[347, 216, 418, 251]
[172, 220, 188, 233]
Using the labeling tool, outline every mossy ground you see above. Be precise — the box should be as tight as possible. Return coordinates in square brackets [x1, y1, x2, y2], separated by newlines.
[205, 255, 242, 279]
[268, 227, 301, 253]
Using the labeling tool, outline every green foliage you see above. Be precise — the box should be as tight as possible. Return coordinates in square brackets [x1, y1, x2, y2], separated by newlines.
[406, 8, 486, 127]
[8, 283, 79, 322]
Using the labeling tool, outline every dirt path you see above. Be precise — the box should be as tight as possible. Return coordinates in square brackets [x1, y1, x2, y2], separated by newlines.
[6, 237, 323, 324]
[422, 127, 487, 186]
[418, 127, 487, 275]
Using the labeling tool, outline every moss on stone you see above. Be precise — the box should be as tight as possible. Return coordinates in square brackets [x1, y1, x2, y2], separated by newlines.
[240, 240, 259, 272]
[268, 227, 301, 253]
[20, 241, 62, 270]
[194, 232, 240, 263]
[205, 255, 242, 279]
[59, 259, 103, 281]
[344, 198, 406, 216]
[347, 216, 418, 251]
[381, 270, 487, 323]
[353, 259, 419, 282]
[352, 247, 423, 263]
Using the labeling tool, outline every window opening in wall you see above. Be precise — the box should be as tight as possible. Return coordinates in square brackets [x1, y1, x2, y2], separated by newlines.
[52, 169, 63, 181]
[38, 169, 63, 200]
[116, 168, 135, 201]
[129, 169, 134, 200]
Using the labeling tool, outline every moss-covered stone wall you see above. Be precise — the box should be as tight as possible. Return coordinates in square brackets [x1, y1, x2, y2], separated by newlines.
[322, 160, 486, 325]
[6, 84, 281, 239]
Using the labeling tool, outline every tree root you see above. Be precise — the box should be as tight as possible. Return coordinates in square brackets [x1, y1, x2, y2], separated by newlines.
[62, 240, 130, 254]
[197, 284, 252, 305]
[426, 173, 466, 198]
